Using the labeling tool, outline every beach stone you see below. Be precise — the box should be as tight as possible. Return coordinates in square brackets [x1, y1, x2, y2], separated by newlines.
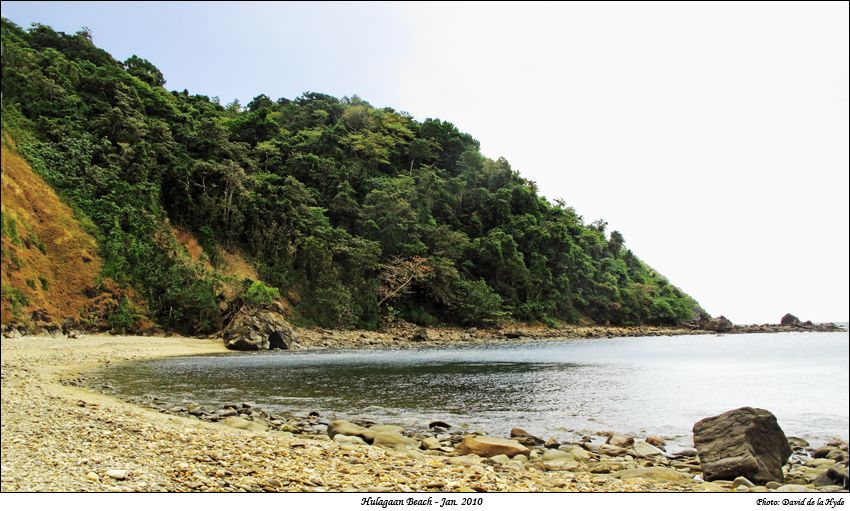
[614, 467, 692, 482]
[490, 454, 510, 464]
[420, 437, 441, 450]
[544, 437, 560, 449]
[813, 466, 849, 489]
[333, 434, 367, 445]
[455, 436, 530, 458]
[773, 484, 813, 492]
[428, 421, 451, 430]
[223, 416, 259, 431]
[645, 436, 666, 448]
[85, 471, 99, 482]
[697, 481, 724, 491]
[372, 432, 417, 451]
[223, 305, 297, 350]
[672, 448, 698, 458]
[632, 441, 665, 458]
[607, 434, 634, 448]
[787, 437, 809, 449]
[693, 407, 791, 483]
[813, 446, 835, 458]
[106, 469, 128, 480]
[733, 476, 755, 488]
[806, 458, 836, 468]
[541, 449, 580, 471]
[766, 481, 782, 489]
[369, 424, 405, 434]
[559, 445, 593, 460]
[599, 444, 629, 457]
[447, 455, 483, 466]
[327, 420, 374, 442]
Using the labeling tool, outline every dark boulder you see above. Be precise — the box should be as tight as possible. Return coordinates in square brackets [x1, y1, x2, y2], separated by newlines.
[693, 407, 792, 483]
[780, 313, 801, 326]
[222, 306, 297, 350]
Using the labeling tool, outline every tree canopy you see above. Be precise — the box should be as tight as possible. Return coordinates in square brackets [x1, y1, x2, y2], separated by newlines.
[0, 19, 704, 332]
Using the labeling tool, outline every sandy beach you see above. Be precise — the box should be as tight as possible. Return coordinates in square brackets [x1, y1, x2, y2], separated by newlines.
[1, 333, 846, 492]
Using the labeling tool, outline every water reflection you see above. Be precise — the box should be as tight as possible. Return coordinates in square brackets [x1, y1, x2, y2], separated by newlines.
[95, 332, 850, 447]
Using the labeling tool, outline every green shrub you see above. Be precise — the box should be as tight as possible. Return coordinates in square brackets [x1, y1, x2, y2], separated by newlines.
[241, 280, 281, 306]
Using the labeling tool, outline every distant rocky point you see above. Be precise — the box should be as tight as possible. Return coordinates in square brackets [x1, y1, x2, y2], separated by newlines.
[693, 313, 844, 334]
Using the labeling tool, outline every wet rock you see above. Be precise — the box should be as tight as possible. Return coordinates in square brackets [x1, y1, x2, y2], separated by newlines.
[223, 305, 298, 350]
[455, 436, 531, 458]
[428, 421, 451, 430]
[544, 437, 560, 449]
[693, 407, 792, 484]
[510, 427, 544, 446]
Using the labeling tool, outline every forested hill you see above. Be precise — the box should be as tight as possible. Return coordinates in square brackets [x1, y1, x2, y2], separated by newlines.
[0, 19, 704, 334]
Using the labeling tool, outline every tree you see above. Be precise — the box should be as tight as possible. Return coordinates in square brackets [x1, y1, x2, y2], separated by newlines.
[377, 256, 432, 307]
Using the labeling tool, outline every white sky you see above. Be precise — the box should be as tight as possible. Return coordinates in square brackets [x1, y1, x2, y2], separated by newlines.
[390, 2, 850, 324]
[3, 1, 848, 324]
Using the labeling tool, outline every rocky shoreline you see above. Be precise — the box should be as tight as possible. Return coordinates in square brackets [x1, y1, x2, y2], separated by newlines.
[1, 333, 848, 493]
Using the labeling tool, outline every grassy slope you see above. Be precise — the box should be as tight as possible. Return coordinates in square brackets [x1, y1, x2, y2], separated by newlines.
[1, 133, 103, 326]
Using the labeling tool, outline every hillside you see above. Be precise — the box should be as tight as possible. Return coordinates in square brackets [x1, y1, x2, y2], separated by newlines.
[0, 19, 705, 333]
[0, 134, 133, 330]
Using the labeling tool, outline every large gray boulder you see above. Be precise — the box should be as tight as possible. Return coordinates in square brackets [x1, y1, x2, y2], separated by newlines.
[693, 407, 792, 483]
[223, 306, 297, 350]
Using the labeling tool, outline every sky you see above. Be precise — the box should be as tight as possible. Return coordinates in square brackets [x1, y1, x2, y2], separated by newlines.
[2, 1, 848, 324]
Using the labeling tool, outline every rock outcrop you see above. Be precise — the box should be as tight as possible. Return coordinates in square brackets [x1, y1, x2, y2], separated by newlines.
[222, 305, 297, 350]
[780, 313, 801, 326]
[693, 407, 792, 483]
[701, 315, 734, 332]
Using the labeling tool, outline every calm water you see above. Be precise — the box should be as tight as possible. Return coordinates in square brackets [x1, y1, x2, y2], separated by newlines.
[95, 332, 849, 449]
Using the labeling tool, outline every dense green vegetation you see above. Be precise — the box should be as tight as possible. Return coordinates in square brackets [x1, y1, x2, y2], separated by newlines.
[0, 19, 704, 332]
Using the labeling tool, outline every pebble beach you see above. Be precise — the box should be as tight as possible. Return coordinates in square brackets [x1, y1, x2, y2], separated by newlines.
[1, 333, 847, 493]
